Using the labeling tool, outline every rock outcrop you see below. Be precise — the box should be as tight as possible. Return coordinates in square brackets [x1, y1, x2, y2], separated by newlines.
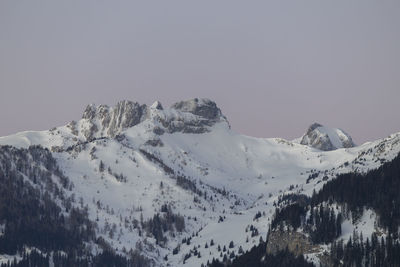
[81, 100, 148, 139]
[155, 98, 227, 134]
[171, 98, 222, 121]
[77, 98, 228, 140]
[266, 229, 332, 267]
[300, 123, 355, 151]
[266, 229, 318, 257]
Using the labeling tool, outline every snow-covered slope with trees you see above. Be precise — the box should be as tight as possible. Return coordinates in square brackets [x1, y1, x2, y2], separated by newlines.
[0, 98, 399, 266]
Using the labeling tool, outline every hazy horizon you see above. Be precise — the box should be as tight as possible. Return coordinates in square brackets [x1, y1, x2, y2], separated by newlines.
[1, 1, 399, 144]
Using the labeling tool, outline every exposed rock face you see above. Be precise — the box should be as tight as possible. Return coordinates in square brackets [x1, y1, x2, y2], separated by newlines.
[81, 100, 148, 139]
[266, 230, 318, 257]
[154, 98, 226, 134]
[106, 101, 147, 137]
[266, 229, 333, 267]
[78, 98, 227, 140]
[300, 123, 355, 151]
[171, 98, 222, 121]
[150, 101, 163, 110]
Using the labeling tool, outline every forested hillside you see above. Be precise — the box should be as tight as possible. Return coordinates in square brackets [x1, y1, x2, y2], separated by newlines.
[227, 152, 400, 267]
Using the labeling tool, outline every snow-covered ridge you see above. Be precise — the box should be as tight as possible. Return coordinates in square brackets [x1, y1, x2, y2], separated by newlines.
[0, 99, 399, 266]
[300, 122, 355, 151]
[78, 98, 229, 140]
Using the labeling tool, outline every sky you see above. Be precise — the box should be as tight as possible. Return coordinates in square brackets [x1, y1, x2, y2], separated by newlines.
[0, 1, 399, 144]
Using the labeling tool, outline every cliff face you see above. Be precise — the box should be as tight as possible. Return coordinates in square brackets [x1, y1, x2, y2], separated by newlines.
[266, 230, 317, 256]
[266, 230, 333, 267]
[81, 100, 147, 139]
[300, 123, 355, 151]
[78, 98, 228, 140]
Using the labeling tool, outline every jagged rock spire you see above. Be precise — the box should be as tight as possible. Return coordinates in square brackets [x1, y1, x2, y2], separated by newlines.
[78, 98, 227, 140]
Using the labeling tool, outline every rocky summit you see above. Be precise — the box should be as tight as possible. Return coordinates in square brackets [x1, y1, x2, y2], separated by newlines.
[77, 98, 228, 140]
[300, 122, 355, 151]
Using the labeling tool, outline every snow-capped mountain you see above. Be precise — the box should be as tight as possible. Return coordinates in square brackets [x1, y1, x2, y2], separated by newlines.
[299, 122, 355, 151]
[0, 98, 399, 267]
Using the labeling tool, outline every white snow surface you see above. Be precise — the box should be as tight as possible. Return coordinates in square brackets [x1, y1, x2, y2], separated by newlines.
[340, 209, 379, 243]
[0, 101, 399, 266]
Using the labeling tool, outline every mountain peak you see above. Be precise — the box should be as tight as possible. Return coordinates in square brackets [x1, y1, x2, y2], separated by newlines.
[150, 100, 163, 110]
[80, 100, 147, 139]
[300, 122, 355, 151]
[77, 98, 227, 140]
[171, 98, 222, 120]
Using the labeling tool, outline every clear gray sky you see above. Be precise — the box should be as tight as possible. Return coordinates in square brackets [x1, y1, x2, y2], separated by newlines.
[1, 1, 399, 144]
